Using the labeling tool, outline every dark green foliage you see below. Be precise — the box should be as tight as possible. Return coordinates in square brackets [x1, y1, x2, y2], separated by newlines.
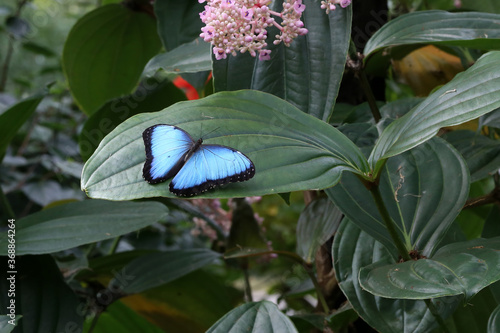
[1, 0, 500, 332]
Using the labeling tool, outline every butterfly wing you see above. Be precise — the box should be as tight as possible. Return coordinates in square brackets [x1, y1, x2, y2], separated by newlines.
[170, 144, 255, 196]
[142, 124, 194, 184]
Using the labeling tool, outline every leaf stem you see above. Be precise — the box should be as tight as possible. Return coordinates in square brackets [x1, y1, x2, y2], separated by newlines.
[87, 312, 102, 333]
[242, 264, 254, 302]
[107, 236, 121, 255]
[0, 185, 15, 220]
[463, 186, 500, 210]
[368, 184, 411, 261]
[226, 249, 330, 313]
[359, 71, 381, 123]
[348, 40, 382, 123]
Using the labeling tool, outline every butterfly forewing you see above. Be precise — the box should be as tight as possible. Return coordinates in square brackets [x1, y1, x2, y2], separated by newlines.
[143, 124, 194, 184]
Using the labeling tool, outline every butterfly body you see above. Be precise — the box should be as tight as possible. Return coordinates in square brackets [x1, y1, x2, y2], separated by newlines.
[142, 124, 255, 197]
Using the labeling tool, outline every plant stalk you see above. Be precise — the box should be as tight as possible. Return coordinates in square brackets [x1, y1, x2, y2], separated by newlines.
[87, 312, 102, 333]
[348, 40, 382, 123]
[227, 249, 330, 313]
[301, 261, 330, 314]
[107, 236, 121, 255]
[368, 184, 411, 261]
[242, 263, 254, 302]
[359, 71, 381, 123]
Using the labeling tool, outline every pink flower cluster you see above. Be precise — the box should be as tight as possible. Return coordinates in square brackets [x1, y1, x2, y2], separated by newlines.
[199, 0, 308, 61]
[320, 0, 351, 14]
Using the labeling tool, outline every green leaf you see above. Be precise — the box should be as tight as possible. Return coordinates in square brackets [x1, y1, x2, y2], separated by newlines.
[75, 249, 155, 280]
[113, 248, 221, 294]
[490, 281, 500, 303]
[332, 219, 459, 333]
[443, 130, 500, 182]
[379, 97, 425, 120]
[359, 237, 500, 301]
[81, 90, 369, 200]
[488, 306, 500, 333]
[0, 316, 21, 333]
[0, 255, 82, 333]
[125, 269, 242, 332]
[337, 122, 378, 157]
[364, 11, 500, 59]
[480, 107, 500, 129]
[62, 4, 162, 115]
[213, 1, 352, 121]
[143, 37, 211, 75]
[483, 206, 500, 238]
[329, 102, 383, 125]
[154, 0, 204, 51]
[445, 287, 498, 333]
[79, 78, 186, 160]
[327, 303, 359, 331]
[327, 137, 469, 258]
[83, 301, 164, 333]
[227, 199, 268, 250]
[21, 41, 56, 57]
[296, 197, 342, 263]
[0, 200, 168, 255]
[290, 314, 328, 331]
[0, 92, 45, 159]
[206, 301, 298, 333]
[369, 51, 500, 174]
[456, 179, 494, 240]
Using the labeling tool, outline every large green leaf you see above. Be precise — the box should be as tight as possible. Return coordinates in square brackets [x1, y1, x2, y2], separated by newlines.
[79, 78, 186, 160]
[213, 1, 352, 121]
[369, 51, 500, 174]
[123, 270, 242, 332]
[0, 316, 21, 333]
[206, 301, 298, 333]
[296, 197, 342, 263]
[445, 287, 498, 333]
[0, 200, 168, 255]
[81, 90, 369, 200]
[83, 301, 164, 333]
[154, 0, 204, 51]
[327, 137, 469, 258]
[112, 248, 221, 294]
[359, 237, 500, 300]
[488, 306, 500, 333]
[62, 4, 162, 115]
[0, 255, 83, 333]
[479, 107, 500, 129]
[332, 219, 459, 333]
[0, 92, 45, 159]
[364, 11, 500, 58]
[143, 38, 212, 76]
[443, 130, 500, 182]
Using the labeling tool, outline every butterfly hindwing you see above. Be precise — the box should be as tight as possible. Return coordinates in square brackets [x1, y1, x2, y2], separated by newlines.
[170, 144, 255, 196]
[142, 124, 194, 184]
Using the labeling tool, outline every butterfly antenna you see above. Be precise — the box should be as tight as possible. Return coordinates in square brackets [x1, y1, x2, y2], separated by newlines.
[201, 125, 220, 139]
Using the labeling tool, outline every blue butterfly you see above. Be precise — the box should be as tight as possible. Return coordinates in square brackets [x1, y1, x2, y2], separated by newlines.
[142, 124, 255, 197]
